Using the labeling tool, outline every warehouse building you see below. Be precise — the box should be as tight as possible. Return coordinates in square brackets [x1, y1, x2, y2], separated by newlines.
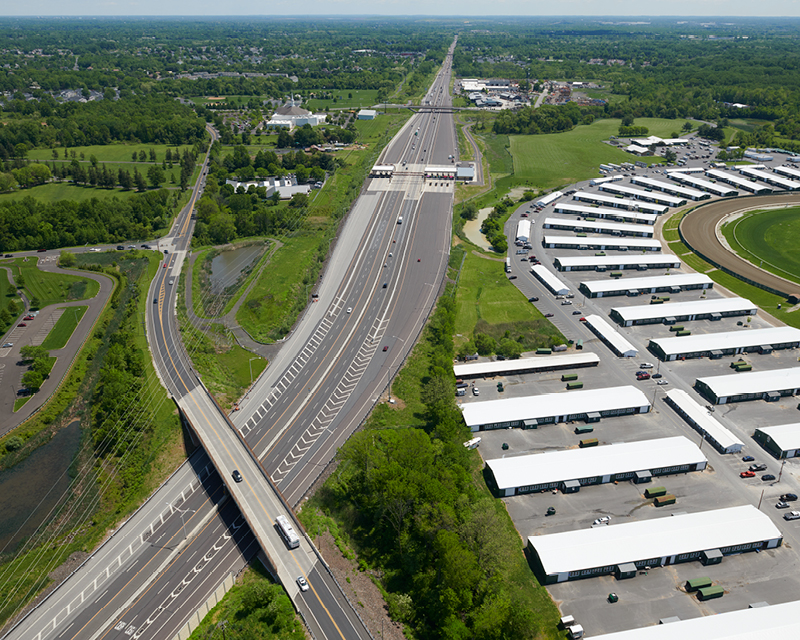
[590, 175, 624, 186]
[664, 389, 744, 454]
[588, 601, 800, 640]
[454, 352, 600, 380]
[754, 423, 800, 459]
[582, 315, 638, 357]
[572, 192, 668, 215]
[773, 165, 800, 181]
[486, 436, 707, 497]
[515, 219, 532, 244]
[668, 171, 738, 197]
[536, 191, 563, 207]
[528, 505, 782, 584]
[530, 264, 570, 295]
[696, 367, 800, 405]
[599, 183, 685, 207]
[649, 326, 800, 361]
[542, 235, 661, 252]
[610, 297, 758, 327]
[461, 385, 650, 432]
[580, 273, 712, 299]
[553, 202, 656, 225]
[738, 165, 800, 190]
[542, 217, 653, 237]
[630, 176, 709, 201]
[554, 254, 681, 272]
[356, 109, 376, 120]
[706, 169, 771, 195]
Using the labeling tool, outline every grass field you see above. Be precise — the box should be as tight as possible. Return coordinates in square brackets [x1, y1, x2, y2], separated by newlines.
[509, 118, 691, 190]
[27, 143, 199, 164]
[721, 207, 800, 286]
[0, 182, 140, 204]
[305, 89, 380, 110]
[40, 306, 87, 350]
[13, 397, 31, 412]
[0, 258, 100, 307]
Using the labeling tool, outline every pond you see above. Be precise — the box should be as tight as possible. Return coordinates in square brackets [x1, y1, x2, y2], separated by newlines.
[208, 244, 265, 295]
[0, 420, 82, 555]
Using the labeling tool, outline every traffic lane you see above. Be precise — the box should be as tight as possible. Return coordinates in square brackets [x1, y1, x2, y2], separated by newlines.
[299, 565, 370, 640]
[55, 474, 227, 640]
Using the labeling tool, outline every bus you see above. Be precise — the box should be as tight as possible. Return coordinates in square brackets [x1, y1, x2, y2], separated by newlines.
[276, 514, 300, 549]
[505, 258, 512, 273]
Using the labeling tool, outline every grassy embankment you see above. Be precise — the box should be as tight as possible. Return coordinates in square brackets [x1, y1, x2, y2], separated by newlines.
[0, 257, 99, 307]
[40, 306, 88, 350]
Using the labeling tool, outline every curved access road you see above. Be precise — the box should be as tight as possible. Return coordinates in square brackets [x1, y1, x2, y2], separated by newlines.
[679, 194, 800, 298]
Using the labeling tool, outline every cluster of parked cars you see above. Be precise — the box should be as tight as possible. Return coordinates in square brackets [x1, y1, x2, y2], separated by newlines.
[739, 457, 778, 482]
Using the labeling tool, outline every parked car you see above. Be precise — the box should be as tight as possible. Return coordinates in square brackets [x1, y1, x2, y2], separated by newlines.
[572, 310, 582, 315]
[593, 516, 610, 525]
[383, 346, 388, 352]
[740, 470, 756, 478]
[472, 387, 480, 396]
[784, 511, 800, 521]
[640, 362, 654, 369]
[23, 315, 34, 321]
[508, 275, 517, 280]
[651, 373, 662, 379]
[656, 380, 669, 385]
[777, 501, 791, 509]
[742, 455, 755, 462]
[561, 300, 572, 305]
[762, 474, 777, 481]
[528, 296, 539, 302]
[17, 323, 26, 328]
[782, 493, 798, 502]
[544, 313, 554, 318]
[749, 463, 768, 472]
[636, 372, 650, 380]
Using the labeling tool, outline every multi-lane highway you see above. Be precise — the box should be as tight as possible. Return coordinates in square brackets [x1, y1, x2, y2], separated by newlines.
[3, 38, 459, 640]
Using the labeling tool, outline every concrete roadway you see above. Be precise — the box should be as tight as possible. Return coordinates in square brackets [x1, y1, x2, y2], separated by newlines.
[680, 193, 800, 298]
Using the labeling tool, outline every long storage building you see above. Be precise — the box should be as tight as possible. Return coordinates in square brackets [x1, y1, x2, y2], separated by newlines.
[649, 326, 800, 361]
[753, 423, 800, 459]
[453, 352, 600, 380]
[696, 367, 800, 404]
[664, 389, 744, 454]
[486, 436, 707, 497]
[542, 235, 661, 252]
[553, 202, 657, 225]
[630, 176, 709, 201]
[527, 505, 782, 584]
[554, 254, 681, 272]
[530, 264, 570, 295]
[572, 192, 668, 215]
[738, 165, 800, 190]
[773, 165, 800, 181]
[536, 190, 563, 207]
[581, 314, 638, 358]
[542, 217, 653, 237]
[515, 219, 532, 244]
[599, 183, 686, 207]
[460, 385, 650, 432]
[610, 297, 758, 327]
[706, 169, 772, 194]
[667, 171, 738, 197]
[586, 599, 800, 639]
[580, 273, 712, 299]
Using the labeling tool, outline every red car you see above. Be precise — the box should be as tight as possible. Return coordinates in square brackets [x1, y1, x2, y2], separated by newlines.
[544, 313, 554, 318]
[17, 323, 26, 327]
[740, 470, 756, 478]
[23, 315, 34, 321]
[383, 346, 388, 352]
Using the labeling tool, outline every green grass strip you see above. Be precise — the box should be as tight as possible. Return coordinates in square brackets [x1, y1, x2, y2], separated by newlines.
[40, 306, 88, 350]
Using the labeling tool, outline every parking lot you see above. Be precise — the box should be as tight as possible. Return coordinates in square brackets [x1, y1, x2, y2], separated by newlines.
[468, 137, 800, 634]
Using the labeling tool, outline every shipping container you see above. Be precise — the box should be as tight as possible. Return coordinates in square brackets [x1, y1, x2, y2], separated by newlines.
[574, 426, 594, 435]
[610, 272, 623, 279]
[676, 330, 692, 336]
[685, 577, 712, 592]
[562, 373, 579, 382]
[654, 494, 677, 507]
[669, 325, 685, 332]
[575, 339, 583, 350]
[645, 486, 667, 499]
[735, 363, 753, 371]
[579, 438, 599, 448]
[536, 348, 552, 355]
[697, 585, 724, 601]
[567, 381, 584, 390]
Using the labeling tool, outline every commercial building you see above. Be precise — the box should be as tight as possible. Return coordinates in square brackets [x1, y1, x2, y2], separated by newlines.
[461, 385, 650, 432]
[572, 192, 668, 215]
[542, 217, 653, 237]
[649, 326, 800, 361]
[630, 176, 709, 201]
[554, 254, 681, 272]
[486, 436, 707, 497]
[553, 203, 656, 225]
[598, 183, 685, 208]
[542, 235, 661, 252]
[744, 150, 774, 162]
[266, 103, 327, 130]
[705, 169, 772, 195]
[625, 144, 651, 155]
[586, 599, 800, 639]
[753, 423, 800, 459]
[580, 273, 712, 298]
[226, 176, 311, 199]
[695, 367, 800, 405]
[453, 352, 600, 380]
[536, 191, 563, 207]
[738, 165, 800, 190]
[667, 171, 738, 197]
[582, 315, 638, 357]
[664, 389, 744, 454]
[530, 264, 570, 295]
[456, 164, 475, 182]
[515, 219, 532, 244]
[356, 109, 376, 120]
[528, 505, 782, 584]
[610, 297, 758, 327]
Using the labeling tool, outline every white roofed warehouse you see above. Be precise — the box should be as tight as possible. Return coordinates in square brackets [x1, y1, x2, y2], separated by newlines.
[554, 254, 681, 272]
[695, 367, 800, 404]
[542, 217, 653, 237]
[582, 315, 638, 358]
[530, 264, 570, 295]
[609, 297, 758, 327]
[460, 385, 650, 432]
[542, 235, 661, 252]
[579, 273, 712, 298]
[649, 326, 800, 361]
[527, 505, 782, 584]
[664, 389, 744, 454]
[515, 219, 532, 243]
[753, 423, 800, 459]
[453, 352, 600, 380]
[486, 436, 707, 497]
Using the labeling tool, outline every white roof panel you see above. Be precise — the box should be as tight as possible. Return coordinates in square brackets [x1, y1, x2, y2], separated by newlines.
[756, 423, 800, 453]
[706, 169, 771, 193]
[738, 165, 800, 190]
[774, 165, 800, 180]
[612, 297, 757, 322]
[555, 255, 681, 269]
[529, 505, 781, 578]
[515, 219, 531, 239]
[453, 352, 600, 379]
[460, 385, 649, 429]
[631, 176, 705, 199]
[665, 389, 744, 451]
[582, 273, 711, 294]
[651, 326, 800, 356]
[698, 367, 800, 399]
[600, 183, 684, 206]
[583, 315, 638, 357]
[668, 172, 738, 196]
[554, 203, 657, 224]
[543, 235, 662, 250]
[573, 192, 668, 214]
[537, 190, 563, 206]
[530, 264, 570, 294]
[543, 217, 650, 236]
[487, 436, 706, 491]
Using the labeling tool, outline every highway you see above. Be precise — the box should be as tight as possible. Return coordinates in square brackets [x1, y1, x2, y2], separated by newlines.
[3, 38, 459, 640]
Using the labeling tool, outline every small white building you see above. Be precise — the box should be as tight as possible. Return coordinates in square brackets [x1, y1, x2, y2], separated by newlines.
[581, 315, 638, 358]
[536, 191, 563, 207]
[530, 264, 570, 296]
[356, 109, 377, 120]
[665, 389, 744, 454]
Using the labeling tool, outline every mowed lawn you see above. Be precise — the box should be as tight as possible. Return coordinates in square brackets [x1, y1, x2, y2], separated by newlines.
[305, 89, 379, 110]
[1, 259, 100, 307]
[0, 183, 141, 204]
[510, 118, 692, 190]
[40, 305, 87, 350]
[723, 207, 800, 284]
[28, 143, 199, 164]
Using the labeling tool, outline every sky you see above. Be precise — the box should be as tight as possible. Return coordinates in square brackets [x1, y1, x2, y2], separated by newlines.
[2, 1, 799, 17]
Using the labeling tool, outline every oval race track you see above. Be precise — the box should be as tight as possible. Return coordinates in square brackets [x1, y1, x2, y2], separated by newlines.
[679, 193, 800, 298]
